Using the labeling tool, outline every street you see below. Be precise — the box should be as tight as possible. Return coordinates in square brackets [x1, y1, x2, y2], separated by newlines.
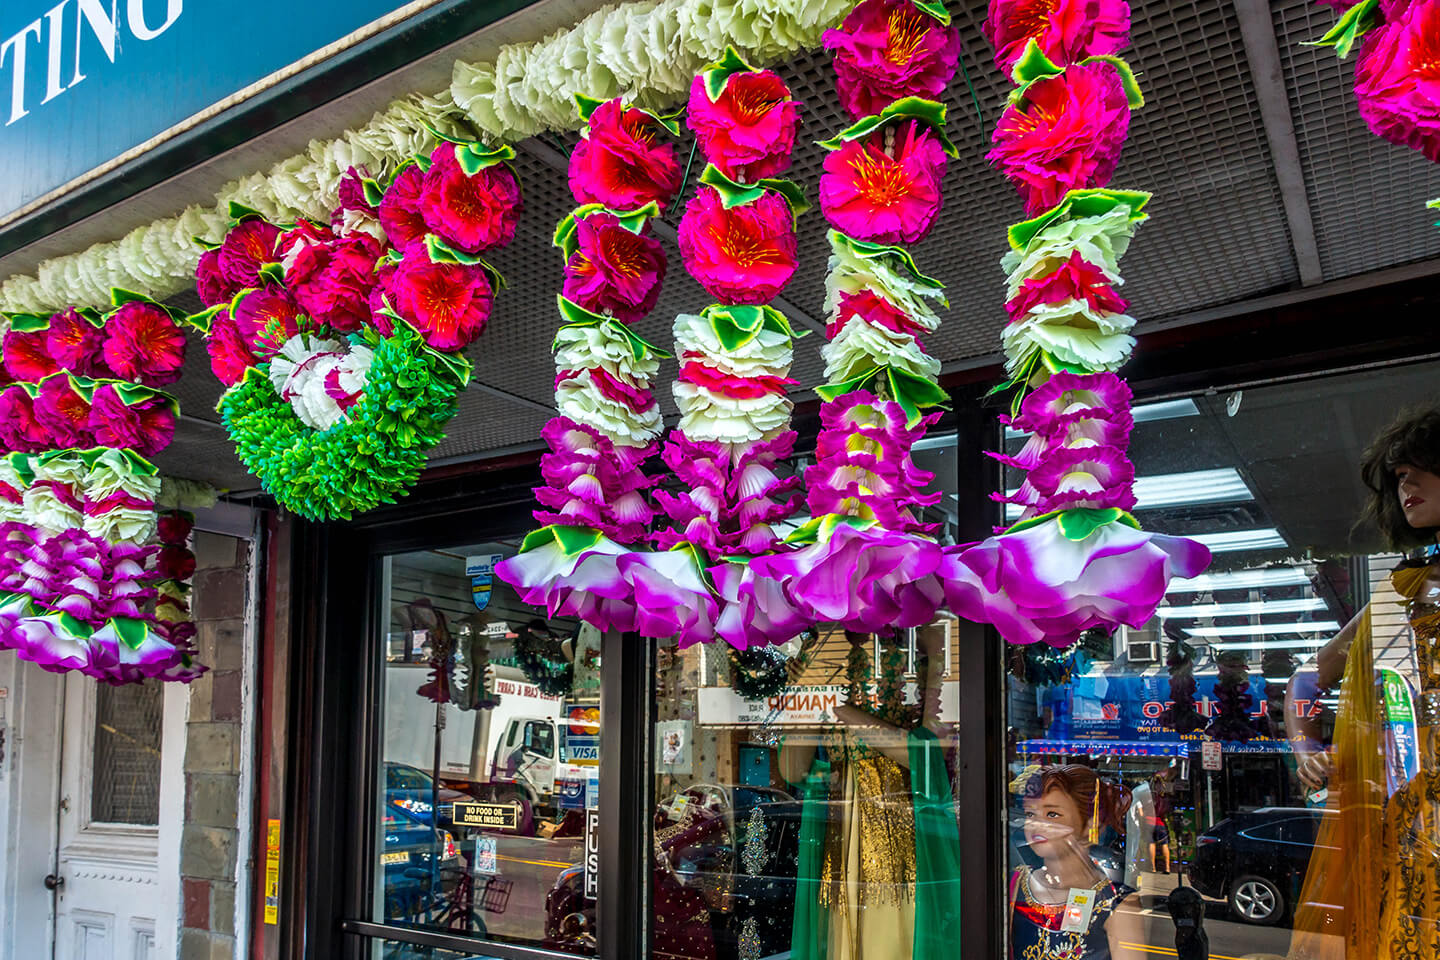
[1114, 897, 1309, 960]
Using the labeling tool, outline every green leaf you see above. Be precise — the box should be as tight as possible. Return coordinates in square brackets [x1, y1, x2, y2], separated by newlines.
[4, 312, 50, 333]
[424, 234, 486, 266]
[361, 177, 386, 209]
[553, 297, 671, 359]
[704, 304, 785, 352]
[1054, 507, 1129, 541]
[552, 202, 657, 260]
[258, 261, 286, 286]
[227, 200, 267, 224]
[1006, 188, 1151, 250]
[553, 524, 605, 556]
[193, 235, 223, 251]
[696, 165, 810, 219]
[817, 97, 957, 158]
[1304, 0, 1379, 59]
[556, 294, 609, 328]
[58, 612, 96, 640]
[701, 46, 757, 102]
[887, 368, 949, 428]
[414, 151, 433, 173]
[381, 248, 405, 266]
[184, 303, 226, 334]
[908, 0, 951, 25]
[829, 230, 947, 292]
[574, 92, 606, 124]
[111, 616, 150, 650]
[110, 288, 189, 322]
[455, 141, 516, 175]
[1010, 39, 1062, 87]
[1082, 55, 1144, 109]
[815, 367, 881, 403]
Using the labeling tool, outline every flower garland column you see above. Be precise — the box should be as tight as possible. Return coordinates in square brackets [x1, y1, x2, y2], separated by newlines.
[941, 0, 1211, 648]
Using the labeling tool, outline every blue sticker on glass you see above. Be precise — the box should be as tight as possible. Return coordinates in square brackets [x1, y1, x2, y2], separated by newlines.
[466, 554, 505, 611]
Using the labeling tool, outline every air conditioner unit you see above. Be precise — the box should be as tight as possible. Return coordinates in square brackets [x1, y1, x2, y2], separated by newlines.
[1126, 640, 1162, 664]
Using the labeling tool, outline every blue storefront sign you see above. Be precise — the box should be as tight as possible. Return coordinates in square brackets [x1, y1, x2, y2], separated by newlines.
[0, 0, 431, 221]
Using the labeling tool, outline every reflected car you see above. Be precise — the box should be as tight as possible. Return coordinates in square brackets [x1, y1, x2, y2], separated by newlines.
[384, 761, 471, 833]
[1189, 806, 1329, 925]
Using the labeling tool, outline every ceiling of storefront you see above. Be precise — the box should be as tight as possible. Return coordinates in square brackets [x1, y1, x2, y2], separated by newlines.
[143, 0, 1439, 496]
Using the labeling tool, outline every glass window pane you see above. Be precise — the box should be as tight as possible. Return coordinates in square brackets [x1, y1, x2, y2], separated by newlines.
[372, 543, 601, 956]
[1003, 361, 1440, 959]
[90, 680, 163, 825]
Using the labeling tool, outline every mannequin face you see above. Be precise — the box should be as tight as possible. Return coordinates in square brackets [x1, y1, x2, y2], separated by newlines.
[1397, 464, 1440, 533]
[1023, 786, 1087, 857]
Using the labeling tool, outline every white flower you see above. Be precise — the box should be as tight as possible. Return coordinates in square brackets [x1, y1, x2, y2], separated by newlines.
[268, 335, 374, 432]
[824, 231, 945, 333]
[822, 316, 940, 384]
[556, 370, 662, 446]
[673, 383, 792, 444]
[671, 313, 793, 380]
[1001, 208, 1145, 299]
[1002, 301, 1137, 376]
[553, 324, 660, 387]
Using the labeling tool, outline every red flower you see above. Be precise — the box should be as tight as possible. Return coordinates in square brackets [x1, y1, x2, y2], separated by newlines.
[195, 248, 239, 308]
[829, 289, 932, 342]
[0, 385, 50, 452]
[380, 165, 429, 251]
[3, 326, 58, 382]
[102, 302, 188, 387]
[89, 384, 175, 457]
[563, 212, 667, 323]
[1005, 251, 1128, 321]
[569, 99, 684, 210]
[157, 510, 194, 545]
[820, 120, 948, 244]
[289, 235, 384, 334]
[232, 285, 303, 359]
[1354, 0, 1440, 162]
[677, 187, 798, 304]
[205, 309, 260, 387]
[332, 166, 379, 230]
[687, 70, 801, 180]
[987, 60, 1130, 216]
[33, 376, 94, 449]
[984, 0, 1131, 75]
[419, 145, 522, 254]
[158, 545, 197, 581]
[825, 0, 962, 119]
[276, 220, 336, 269]
[46, 308, 109, 376]
[385, 248, 494, 352]
[217, 220, 282, 289]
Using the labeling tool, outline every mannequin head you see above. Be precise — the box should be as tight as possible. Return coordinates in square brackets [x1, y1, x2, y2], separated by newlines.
[1361, 406, 1440, 548]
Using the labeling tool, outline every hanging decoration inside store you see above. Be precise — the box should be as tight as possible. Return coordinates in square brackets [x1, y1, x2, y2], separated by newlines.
[941, 0, 1211, 648]
[728, 644, 792, 700]
[514, 620, 576, 698]
[0, 293, 206, 683]
[192, 149, 522, 521]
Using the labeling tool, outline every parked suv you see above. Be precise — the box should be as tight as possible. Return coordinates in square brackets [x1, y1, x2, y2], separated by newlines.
[1189, 807, 1329, 925]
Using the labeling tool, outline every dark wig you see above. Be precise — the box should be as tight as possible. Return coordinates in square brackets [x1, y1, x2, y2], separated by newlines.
[1359, 405, 1440, 550]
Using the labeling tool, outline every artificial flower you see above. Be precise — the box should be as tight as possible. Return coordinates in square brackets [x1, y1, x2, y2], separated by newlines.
[569, 99, 684, 211]
[158, 545, 196, 581]
[1009, 370, 1133, 435]
[1353, 0, 1440, 162]
[380, 165, 429, 251]
[563, 213, 667, 323]
[33, 376, 94, 449]
[384, 249, 493, 352]
[289, 234, 385, 334]
[24, 458, 87, 533]
[195, 248, 238, 308]
[687, 67, 801, 180]
[206, 310, 260, 387]
[102, 302, 187, 386]
[419, 144, 523, 253]
[3, 326, 58, 382]
[555, 369, 664, 446]
[1000, 300, 1136, 375]
[822, 315, 940, 384]
[45, 308, 108, 376]
[824, 0, 961, 119]
[672, 383, 794, 445]
[820, 120, 948, 244]
[824, 230, 946, 331]
[677, 187, 798, 304]
[495, 532, 646, 632]
[267, 335, 374, 431]
[711, 560, 811, 649]
[332, 166, 384, 240]
[232, 285, 303, 360]
[1002, 202, 1146, 294]
[0, 386, 50, 453]
[276, 220, 337, 274]
[1026, 445, 1136, 513]
[827, 288, 936, 341]
[653, 432, 802, 555]
[84, 496, 161, 545]
[984, 0, 1131, 75]
[89, 385, 176, 457]
[217, 219, 283, 289]
[988, 60, 1130, 215]
[552, 323, 662, 391]
[157, 510, 194, 545]
[1005, 250, 1127, 321]
[532, 417, 657, 543]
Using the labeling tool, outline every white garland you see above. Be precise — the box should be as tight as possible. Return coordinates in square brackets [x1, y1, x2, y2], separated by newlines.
[0, 0, 850, 317]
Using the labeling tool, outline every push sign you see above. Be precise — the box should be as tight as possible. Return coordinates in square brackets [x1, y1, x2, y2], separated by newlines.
[466, 555, 505, 611]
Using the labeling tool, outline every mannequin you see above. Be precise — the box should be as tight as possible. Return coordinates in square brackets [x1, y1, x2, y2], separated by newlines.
[1288, 406, 1440, 960]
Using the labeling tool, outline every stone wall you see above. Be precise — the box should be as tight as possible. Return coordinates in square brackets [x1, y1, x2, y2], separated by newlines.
[179, 531, 252, 960]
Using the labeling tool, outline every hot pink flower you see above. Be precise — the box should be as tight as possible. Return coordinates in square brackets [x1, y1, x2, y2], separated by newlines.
[276, 220, 335, 266]
[1353, 0, 1440, 162]
[217, 220, 282, 289]
[232, 285, 303, 359]
[820, 120, 948, 243]
[829, 289, 932, 342]
[569, 99, 684, 210]
[380, 165, 429, 251]
[420, 145, 522, 254]
[102, 302, 187, 387]
[987, 59, 1130, 215]
[89, 384, 175, 457]
[824, 0, 962, 119]
[45, 309, 108, 376]
[687, 70, 801, 180]
[984, 0, 1131, 75]
[563, 213, 667, 323]
[332, 166, 379, 234]
[385, 249, 493, 352]
[1004, 251, 1128, 321]
[194, 249, 237, 308]
[205, 309, 259, 387]
[676, 187, 797, 304]
[0, 386, 50, 452]
[289, 235, 384, 333]
[33, 376, 94, 449]
[3, 327, 58, 382]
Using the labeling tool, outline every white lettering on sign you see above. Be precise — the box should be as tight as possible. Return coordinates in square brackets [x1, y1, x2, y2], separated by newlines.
[584, 809, 599, 900]
[492, 678, 562, 703]
[1, 0, 182, 125]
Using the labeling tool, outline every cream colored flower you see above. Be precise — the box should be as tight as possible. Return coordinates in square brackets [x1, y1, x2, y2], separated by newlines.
[822, 316, 940, 384]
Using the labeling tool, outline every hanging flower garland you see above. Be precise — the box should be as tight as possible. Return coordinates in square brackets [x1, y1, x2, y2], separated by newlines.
[741, 2, 960, 641]
[192, 142, 522, 521]
[0, 293, 204, 683]
[940, 1, 1211, 648]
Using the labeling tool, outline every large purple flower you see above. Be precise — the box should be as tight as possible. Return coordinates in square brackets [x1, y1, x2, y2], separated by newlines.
[711, 560, 811, 650]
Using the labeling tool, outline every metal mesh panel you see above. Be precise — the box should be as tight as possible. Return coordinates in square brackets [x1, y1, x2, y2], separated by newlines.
[90, 681, 163, 825]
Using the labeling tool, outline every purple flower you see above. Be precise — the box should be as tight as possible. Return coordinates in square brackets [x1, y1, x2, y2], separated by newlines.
[653, 433, 801, 557]
[711, 560, 811, 650]
[532, 418, 656, 544]
[1026, 444, 1136, 514]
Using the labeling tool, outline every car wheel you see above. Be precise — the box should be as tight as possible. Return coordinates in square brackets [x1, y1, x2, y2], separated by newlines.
[1229, 874, 1284, 925]
[495, 787, 535, 836]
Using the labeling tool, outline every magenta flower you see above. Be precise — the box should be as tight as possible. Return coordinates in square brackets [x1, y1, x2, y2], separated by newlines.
[677, 187, 798, 304]
[569, 99, 684, 211]
[653, 433, 802, 556]
[0, 386, 50, 452]
[1009, 371, 1133, 435]
[807, 392, 940, 529]
[562, 212, 667, 323]
[987, 60, 1130, 215]
[205, 309, 259, 387]
[1026, 444, 1136, 513]
[828, 289, 932, 342]
[102, 302, 188, 387]
[33, 376, 94, 449]
[1353, 0, 1440, 162]
[687, 69, 801, 180]
[711, 560, 812, 650]
[824, 0, 962, 119]
[419, 144, 522, 254]
[232, 285, 303, 359]
[289, 234, 384, 333]
[380, 165, 429, 251]
[1004, 251, 1128, 322]
[46, 308, 108, 376]
[984, 0, 1131, 75]
[821, 120, 948, 244]
[89, 384, 176, 457]
[3, 327, 59, 382]
[195, 248, 237, 308]
[384, 248, 493, 352]
[275, 219, 335, 267]
[532, 417, 657, 544]
[332, 166, 379, 233]
[217, 219, 282, 289]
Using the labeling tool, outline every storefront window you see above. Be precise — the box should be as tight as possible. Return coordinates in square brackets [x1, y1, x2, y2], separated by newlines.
[371, 543, 602, 955]
[1002, 362, 1440, 958]
[650, 432, 965, 960]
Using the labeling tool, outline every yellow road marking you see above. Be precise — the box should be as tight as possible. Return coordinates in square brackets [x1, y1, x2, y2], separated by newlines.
[495, 853, 573, 869]
[1119, 942, 1253, 960]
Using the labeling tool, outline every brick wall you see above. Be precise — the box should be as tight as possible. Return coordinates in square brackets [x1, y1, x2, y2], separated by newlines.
[179, 531, 252, 960]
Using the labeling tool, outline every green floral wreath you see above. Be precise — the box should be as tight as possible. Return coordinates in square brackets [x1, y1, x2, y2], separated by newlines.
[729, 646, 791, 700]
[218, 323, 466, 521]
